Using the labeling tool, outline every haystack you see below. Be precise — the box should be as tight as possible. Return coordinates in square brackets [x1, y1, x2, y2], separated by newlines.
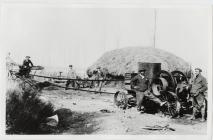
[88, 47, 190, 76]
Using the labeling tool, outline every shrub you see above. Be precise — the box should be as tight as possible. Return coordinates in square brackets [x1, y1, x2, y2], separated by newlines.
[6, 85, 54, 134]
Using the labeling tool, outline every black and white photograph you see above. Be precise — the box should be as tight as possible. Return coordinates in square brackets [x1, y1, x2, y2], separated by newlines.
[0, 0, 212, 139]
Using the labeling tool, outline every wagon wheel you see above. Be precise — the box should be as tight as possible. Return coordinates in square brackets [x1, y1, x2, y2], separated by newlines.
[159, 91, 180, 117]
[158, 70, 176, 92]
[171, 70, 188, 84]
[151, 77, 168, 96]
[167, 100, 180, 117]
[114, 91, 128, 109]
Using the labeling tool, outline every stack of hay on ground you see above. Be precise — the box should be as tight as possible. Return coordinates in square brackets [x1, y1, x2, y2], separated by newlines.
[87, 47, 190, 76]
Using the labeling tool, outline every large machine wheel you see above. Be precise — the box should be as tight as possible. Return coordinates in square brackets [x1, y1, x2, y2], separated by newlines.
[158, 70, 176, 92]
[159, 91, 180, 117]
[171, 70, 188, 84]
[114, 91, 128, 109]
[151, 77, 168, 96]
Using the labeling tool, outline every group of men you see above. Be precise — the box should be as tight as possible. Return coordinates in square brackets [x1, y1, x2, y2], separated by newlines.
[65, 66, 105, 93]
[9, 55, 208, 121]
[130, 67, 208, 121]
[65, 66, 104, 91]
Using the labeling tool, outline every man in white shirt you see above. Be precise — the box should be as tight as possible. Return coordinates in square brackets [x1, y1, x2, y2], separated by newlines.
[65, 65, 77, 90]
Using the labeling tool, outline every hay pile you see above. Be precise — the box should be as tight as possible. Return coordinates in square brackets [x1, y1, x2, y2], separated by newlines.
[88, 47, 190, 76]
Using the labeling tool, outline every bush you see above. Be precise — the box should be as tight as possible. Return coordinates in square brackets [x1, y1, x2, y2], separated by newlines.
[6, 86, 54, 134]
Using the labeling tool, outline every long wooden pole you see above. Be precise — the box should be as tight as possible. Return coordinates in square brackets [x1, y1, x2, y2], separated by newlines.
[153, 8, 157, 48]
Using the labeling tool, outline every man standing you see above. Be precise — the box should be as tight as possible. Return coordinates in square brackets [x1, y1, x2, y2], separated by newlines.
[92, 67, 102, 88]
[130, 68, 166, 112]
[189, 68, 207, 121]
[96, 67, 102, 86]
[20, 56, 33, 77]
[66, 65, 77, 90]
[96, 67, 107, 94]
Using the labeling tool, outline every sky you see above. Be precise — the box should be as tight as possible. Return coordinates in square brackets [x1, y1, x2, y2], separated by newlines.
[0, 5, 212, 76]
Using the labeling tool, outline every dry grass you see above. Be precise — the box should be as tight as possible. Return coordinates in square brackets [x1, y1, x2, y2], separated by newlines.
[88, 47, 190, 76]
[6, 80, 55, 134]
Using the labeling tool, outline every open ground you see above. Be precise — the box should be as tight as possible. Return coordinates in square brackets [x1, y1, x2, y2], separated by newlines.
[40, 87, 207, 135]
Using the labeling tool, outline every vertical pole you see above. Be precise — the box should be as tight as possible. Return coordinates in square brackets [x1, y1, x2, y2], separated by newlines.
[117, 10, 120, 49]
[153, 8, 157, 48]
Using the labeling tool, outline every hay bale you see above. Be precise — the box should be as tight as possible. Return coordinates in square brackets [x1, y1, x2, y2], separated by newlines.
[88, 47, 190, 76]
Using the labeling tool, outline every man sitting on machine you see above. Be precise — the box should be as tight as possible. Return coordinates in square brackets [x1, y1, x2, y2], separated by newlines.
[130, 68, 166, 112]
[19, 56, 34, 77]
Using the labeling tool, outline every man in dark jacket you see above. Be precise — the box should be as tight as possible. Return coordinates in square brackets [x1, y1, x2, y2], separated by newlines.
[189, 68, 207, 121]
[130, 68, 166, 112]
[20, 56, 33, 77]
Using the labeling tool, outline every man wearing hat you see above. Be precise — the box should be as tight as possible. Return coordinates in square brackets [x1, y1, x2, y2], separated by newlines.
[66, 65, 77, 90]
[130, 68, 166, 112]
[189, 68, 207, 121]
[92, 67, 102, 88]
[20, 56, 33, 77]
[96, 67, 102, 84]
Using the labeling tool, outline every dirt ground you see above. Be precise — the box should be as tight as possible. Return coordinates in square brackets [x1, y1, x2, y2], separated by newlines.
[41, 87, 207, 135]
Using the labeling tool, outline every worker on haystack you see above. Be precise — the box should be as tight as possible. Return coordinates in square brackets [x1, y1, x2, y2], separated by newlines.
[188, 68, 207, 122]
[130, 68, 166, 112]
[19, 56, 34, 77]
[65, 65, 77, 90]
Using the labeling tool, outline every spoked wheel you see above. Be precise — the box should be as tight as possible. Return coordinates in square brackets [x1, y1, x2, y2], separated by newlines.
[114, 91, 128, 109]
[127, 96, 137, 107]
[167, 100, 180, 117]
[159, 91, 180, 117]
[171, 70, 188, 85]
